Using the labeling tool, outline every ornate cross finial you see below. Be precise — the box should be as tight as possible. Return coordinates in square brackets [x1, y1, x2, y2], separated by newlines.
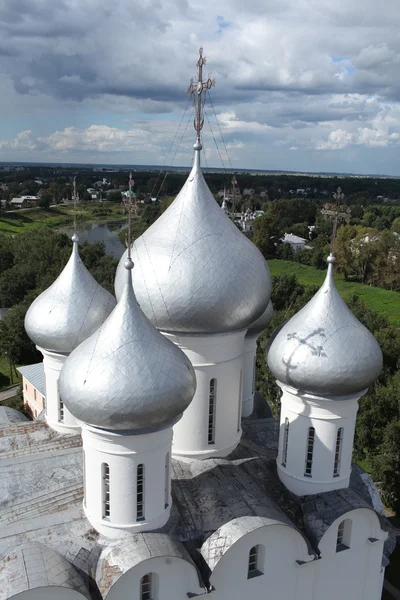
[186, 47, 215, 142]
[73, 176, 77, 233]
[331, 186, 345, 254]
[122, 172, 136, 260]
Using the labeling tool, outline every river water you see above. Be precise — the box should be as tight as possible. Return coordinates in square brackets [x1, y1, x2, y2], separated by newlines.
[61, 220, 126, 258]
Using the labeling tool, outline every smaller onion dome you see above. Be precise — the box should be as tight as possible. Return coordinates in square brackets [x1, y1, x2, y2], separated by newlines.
[59, 258, 196, 431]
[267, 255, 382, 396]
[25, 235, 116, 354]
[246, 301, 274, 338]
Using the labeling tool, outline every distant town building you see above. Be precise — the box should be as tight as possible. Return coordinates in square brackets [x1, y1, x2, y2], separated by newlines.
[18, 363, 46, 419]
[10, 195, 38, 208]
[281, 232, 312, 251]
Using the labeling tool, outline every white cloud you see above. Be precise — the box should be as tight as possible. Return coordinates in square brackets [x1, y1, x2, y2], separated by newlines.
[1, 0, 400, 172]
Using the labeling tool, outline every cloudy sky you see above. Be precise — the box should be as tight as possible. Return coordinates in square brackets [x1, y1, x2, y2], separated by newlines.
[1, 0, 400, 174]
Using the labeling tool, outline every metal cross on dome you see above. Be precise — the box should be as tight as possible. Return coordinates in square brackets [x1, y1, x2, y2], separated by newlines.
[331, 186, 346, 253]
[186, 47, 216, 140]
[123, 172, 137, 260]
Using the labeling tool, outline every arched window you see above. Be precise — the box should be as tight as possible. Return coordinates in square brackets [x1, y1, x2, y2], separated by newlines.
[164, 453, 170, 509]
[333, 427, 343, 477]
[208, 379, 217, 445]
[102, 463, 110, 519]
[304, 427, 315, 477]
[282, 418, 289, 468]
[247, 545, 264, 578]
[141, 573, 155, 600]
[336, 519, 352, 552]
[137, 464, 145, 521]
[237, 369, 243, 433]
[59, 397, 64, 423]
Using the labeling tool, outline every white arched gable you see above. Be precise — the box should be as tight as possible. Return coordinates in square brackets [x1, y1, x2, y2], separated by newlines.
[104, 556, 205, 600]
[11, 589, 88, 600]
[317, 507, 386, 556]
[201, 516, 314, 600]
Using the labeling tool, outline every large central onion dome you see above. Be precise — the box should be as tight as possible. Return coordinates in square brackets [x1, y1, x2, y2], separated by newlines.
[25, 234, 116, 353]
[115, 144, 271, 334]
[246, 300, 274, 338]
[267, 255, 382, 396]
[59, 258, 196, 431]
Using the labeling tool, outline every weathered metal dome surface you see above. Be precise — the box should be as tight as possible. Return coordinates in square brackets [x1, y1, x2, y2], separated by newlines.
[59, 259, 196, 432]
[267, 255, 382, 396]
[25, 235, 116, 354]
[114, 147, 271, 334]
[246, 301, 274, 338]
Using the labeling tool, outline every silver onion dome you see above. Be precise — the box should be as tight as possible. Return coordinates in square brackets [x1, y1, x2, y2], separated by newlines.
[58, 258, 197, 432]
[25, 234, 116, 354]
[114, 145, 272, 334]
[267, 255, 383, 396]
[246, 301, 274, 338]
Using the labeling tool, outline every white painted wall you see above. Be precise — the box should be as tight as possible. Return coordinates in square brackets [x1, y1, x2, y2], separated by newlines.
[202, 510, 386, 600]
[82, 424, 173, 538]
[39, 347, 80, 434]
[276, 382, 360, 496]
[315, 509, 387, 600]
[105, 556, 205, 600]
[207, 524, 313, 600]
[242, 336, 257, 417]
[164, 331, 245, 459]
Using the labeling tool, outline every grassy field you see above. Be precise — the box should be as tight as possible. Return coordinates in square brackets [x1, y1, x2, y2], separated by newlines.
[0, 203, 125, 235]
[268, 259, 400, 328]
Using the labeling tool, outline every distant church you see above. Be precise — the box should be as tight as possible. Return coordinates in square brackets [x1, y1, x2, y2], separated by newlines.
[0, 50, 394, 600]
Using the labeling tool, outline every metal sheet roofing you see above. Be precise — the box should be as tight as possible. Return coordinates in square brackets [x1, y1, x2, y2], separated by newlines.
[17, 363, 46, 398]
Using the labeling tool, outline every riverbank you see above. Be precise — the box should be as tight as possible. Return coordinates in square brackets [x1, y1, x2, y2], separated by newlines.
[0, 203, 125, 235]
[268, 259, 400, 327]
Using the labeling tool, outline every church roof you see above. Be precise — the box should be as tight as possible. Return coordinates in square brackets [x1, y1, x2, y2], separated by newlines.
[25, 235, 116, 354]
[0, 414, 393, 597]
[0, 543, 91, 600]
[0, 406, 29, 425]
[59, 259, 196, 432]
[114, 147, 271, 335]
[267, 255, 383, 396]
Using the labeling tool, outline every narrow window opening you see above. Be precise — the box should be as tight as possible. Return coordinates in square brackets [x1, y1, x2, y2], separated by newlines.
[34, 388, 37, 401]
[237, 369, 243, 433]
[43, 395, 46, 410]
[247, 545, 264, 579]
[140, 573, 154, 600]
[304, 427, 315, 477]
[137, 463, 145, 521]
[336, 519, 352, 552]
[59, 397, 64, 423]
[282, 418, 289, 468]
[102, 463, 110, 520]
[333, 427, 343, 477]
[208, 379, 216, 445]
[164, 453, 169, 509]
